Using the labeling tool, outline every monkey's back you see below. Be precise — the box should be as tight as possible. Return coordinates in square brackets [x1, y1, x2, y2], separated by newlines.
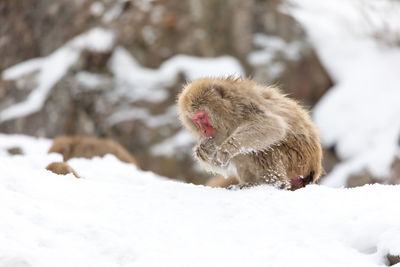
[178, 77, 322, 190]
[233, 86, 322, 189]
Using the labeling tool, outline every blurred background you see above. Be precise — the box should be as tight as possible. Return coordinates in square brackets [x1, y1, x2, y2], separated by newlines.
[0, 0, 399, 187]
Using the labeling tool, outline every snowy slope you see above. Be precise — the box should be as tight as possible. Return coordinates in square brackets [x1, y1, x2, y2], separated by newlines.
[1, 134, 400, 267]
[288, 0, 400, 186]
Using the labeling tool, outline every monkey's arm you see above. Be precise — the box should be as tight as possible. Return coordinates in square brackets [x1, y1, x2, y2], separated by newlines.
[214, 113, 288, 167]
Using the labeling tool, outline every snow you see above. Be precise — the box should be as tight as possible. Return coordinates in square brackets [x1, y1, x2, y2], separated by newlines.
[2, 1, 400, 263]
[0, 134, 51, 157]
[90, 2, 105, 17]
[75, 71, 111, 91]
[107, 106, 178, 127]
[159, 54, 244, 82]
[2, 58, 44, 80]
[0, 48, 79, 123]
[289, 0, 400, 186]
[247, 34, 303, 79]
[0, 28, 115, 123]
[1, 133, 400, 267]
[102, 1, 125, 23]
[108, 47, 169, 103]
[248, 34, 303, 65]
[151, 130, 195, 156]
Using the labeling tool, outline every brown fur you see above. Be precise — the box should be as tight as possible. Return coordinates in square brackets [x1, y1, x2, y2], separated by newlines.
[206, 175, 239, 188]
[46, 162, 80, 178]
[178, 77, 322, 190]
[48, 136, 139, 167]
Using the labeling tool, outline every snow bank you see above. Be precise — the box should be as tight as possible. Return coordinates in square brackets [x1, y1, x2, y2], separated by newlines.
[1, 134, 400, 267]
[0, 28, 115, 123]
[289, 0, 400, 186]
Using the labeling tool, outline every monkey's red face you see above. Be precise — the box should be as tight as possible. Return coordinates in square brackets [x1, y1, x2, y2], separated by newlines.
[190, 110, 215, 138]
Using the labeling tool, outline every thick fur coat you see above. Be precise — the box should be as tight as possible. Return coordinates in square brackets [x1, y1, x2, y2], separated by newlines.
[178, 77, 322, 190]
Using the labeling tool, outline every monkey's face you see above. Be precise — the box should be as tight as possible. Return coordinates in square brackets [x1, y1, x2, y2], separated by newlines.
[190, 110, 215, 138]
[178, 78, 239, 144]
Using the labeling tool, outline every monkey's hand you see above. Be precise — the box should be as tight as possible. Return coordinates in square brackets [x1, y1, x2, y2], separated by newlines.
[212, 138, 238, 168]
[194, 138, 217, 163]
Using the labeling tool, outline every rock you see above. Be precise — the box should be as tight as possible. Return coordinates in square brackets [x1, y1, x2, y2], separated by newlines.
[0, 0, 38, 72]
[0, 74, 36, 112]
[343, 155, 400, 188]
[387, 253, 400, 266]
[7, 146, 23, 155]
[0, 0, 98, 72]
[347, 170, 377, 188]
[322, 147, 340, 175]
[46, 162, 79, 178]
[249, 1, 333, 106]
[388, 156, 400, 184]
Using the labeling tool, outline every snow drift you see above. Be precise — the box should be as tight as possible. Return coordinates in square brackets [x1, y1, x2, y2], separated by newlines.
[1, 134, 400, 267]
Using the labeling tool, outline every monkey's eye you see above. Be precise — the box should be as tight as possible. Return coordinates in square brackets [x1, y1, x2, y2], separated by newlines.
[191, 110, 208, 122]
[214, 86, 225, 98]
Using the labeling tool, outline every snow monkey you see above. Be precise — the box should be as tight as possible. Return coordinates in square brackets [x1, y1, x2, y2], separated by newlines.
[48, 136, 139, 167]
[46, 162, 80, 178]
[178, 77, 322, 190]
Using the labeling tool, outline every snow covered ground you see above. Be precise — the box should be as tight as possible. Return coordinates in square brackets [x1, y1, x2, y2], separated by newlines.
[2, 0, 400, 266]
[1, 134, 400, 267]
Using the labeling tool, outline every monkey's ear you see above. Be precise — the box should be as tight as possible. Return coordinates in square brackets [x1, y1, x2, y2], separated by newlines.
[213, 86, 225, 98]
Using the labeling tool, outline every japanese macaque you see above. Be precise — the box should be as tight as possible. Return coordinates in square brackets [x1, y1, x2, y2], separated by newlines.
[178, 77, 322, 190]
[48, 136, 139, 167]
[46, 162, 80, 178]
